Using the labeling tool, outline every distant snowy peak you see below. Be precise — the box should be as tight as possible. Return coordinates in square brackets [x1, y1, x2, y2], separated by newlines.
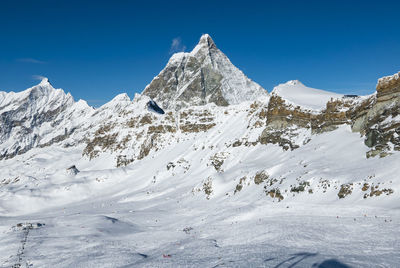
[284, 80, 304, 86]
[0, 78, 92, 160]
[38, 77, 50, 86]
[0, 78, 75, 112]
[95, 93, 134, 114]
[106, 93, 131, 104]
[271, 80, 343, 111]
[143, 34, 267, 110]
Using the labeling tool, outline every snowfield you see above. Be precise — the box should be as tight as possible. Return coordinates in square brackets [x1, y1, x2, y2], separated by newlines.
[0, 122, 399, 267]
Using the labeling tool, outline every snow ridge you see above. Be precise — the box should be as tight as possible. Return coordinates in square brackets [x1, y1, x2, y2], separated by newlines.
[271, 80, 343, 111]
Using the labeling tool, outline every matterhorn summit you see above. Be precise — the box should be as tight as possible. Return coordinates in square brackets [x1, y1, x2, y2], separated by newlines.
[143, 34, 267, 110]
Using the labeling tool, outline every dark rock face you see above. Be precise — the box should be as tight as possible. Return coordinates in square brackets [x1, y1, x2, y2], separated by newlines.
[66, 165, 80, 175]
[142, 34, 266, 110]
[147, 100, 165, 114]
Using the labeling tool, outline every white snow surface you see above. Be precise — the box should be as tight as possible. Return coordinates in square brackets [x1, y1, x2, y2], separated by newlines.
[272, 80, 343, 111]
[0, 122, 399, 267]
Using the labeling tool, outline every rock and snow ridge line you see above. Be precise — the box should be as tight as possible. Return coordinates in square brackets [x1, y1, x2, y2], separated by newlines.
[1, 34, 400, 163]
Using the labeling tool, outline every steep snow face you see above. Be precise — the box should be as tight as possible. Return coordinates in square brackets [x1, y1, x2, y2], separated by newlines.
[143, 34, 267, 110]
[0, 79, 93, 159]
[271, 80, 343, 111]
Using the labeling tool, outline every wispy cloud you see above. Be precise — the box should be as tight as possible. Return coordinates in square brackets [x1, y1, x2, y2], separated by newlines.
[17, 58, 46, 64]
[32, 75, 47, 81]
[169, 37, 186, 54]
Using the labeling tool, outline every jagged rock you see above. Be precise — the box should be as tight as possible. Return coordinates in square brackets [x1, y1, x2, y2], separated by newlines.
[351, 72, 400, 157]
[259, 128, 300, 151]
[376, 71, 400, 97]
[254, 171, 269, 185]
[147, 100, 165, 114]
[202, 177, 213, 199]
[66, 165, 80, 175]
[338, 183, 353, 199]
[116, 155, 134, 167]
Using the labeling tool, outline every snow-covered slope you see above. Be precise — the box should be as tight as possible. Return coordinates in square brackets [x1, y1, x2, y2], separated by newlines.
[143, 34, 267, 110]
[0, 117, 399, 267]
[271, 80, 343, 111]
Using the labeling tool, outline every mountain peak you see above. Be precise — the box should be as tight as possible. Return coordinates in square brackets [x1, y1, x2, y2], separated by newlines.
[285, 80, 304, 86]
[190, 34, 217, 55]
[143, 34, 267, 110]
[29, 77, 55, 96]
[197, 34, 216, 49]
[38, 77, 51, 86]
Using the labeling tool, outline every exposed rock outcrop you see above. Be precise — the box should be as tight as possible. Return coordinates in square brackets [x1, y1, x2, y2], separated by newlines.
[257, 72, 400, 156]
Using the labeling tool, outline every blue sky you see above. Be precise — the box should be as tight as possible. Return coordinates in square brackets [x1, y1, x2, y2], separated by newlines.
[1, 0, 399, 106]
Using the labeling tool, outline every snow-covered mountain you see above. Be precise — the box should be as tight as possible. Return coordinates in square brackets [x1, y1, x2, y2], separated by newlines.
[143, 34, 267, 110]
[1, 35, 400, 267]
[0, 78, 92, 160]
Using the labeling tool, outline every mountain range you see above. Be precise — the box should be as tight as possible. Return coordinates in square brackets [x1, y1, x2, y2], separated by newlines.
[1, 34, 399, 267]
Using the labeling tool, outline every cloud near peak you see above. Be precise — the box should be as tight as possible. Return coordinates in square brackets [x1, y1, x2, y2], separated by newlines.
[169, 37, 186, 54]
[32, 75, 47, 81]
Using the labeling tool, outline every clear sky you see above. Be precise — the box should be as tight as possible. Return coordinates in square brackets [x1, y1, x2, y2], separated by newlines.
[1, 0, 399, 106]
